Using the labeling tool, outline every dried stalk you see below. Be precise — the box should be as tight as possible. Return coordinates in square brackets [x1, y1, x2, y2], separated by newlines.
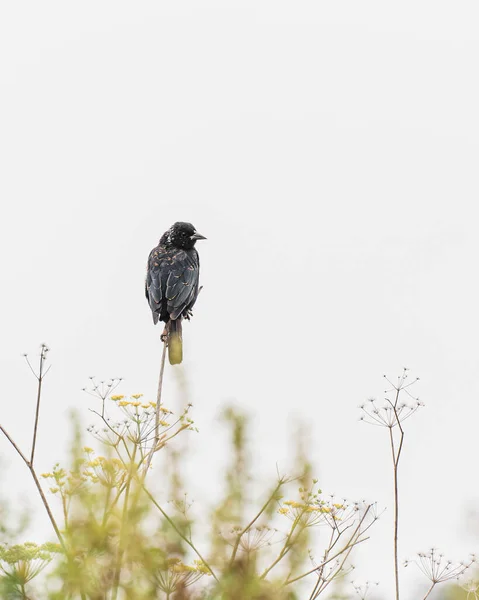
[0, 345, 66, 553]
[388, 386, 404, 600]
[144, 338, 167, 472]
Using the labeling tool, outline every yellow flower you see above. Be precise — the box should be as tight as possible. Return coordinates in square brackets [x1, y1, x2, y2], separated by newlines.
[83, 447, 94, 454]
[141, 404, 150, 409]
[193, 560, 212, 575]
[278, 507, 289, 515]
[41, 473, 52, 478]
[131, 394, 143, 400]
[111, 395, 124, 401]
[159, 420, 169, 427]
[160, 406, 172, 413]
[131, 401, 141, 407]
[118, 401, 130, 407]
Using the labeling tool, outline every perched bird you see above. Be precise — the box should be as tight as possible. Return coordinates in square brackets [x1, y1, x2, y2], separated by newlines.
[145, 222, 206, 364]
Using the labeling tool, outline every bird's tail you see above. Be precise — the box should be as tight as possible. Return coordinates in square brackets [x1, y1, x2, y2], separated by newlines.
[167, 319, 183, 365]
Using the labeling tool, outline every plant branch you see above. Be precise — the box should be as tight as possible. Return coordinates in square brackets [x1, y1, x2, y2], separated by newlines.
[422, 582, 436, 600]
[143, 484, 218, 582]
[0, 424, 30, 466]
[0, 346, 66, 554]
[286, 504, 373, 586]
[144, 339, 167, 473]
[30, 344, 48, 465]
[229, 479, 285, 565]
[285, 535, 370, 586]
[389, 386, 403, 600]
[111, 446, 137, 600]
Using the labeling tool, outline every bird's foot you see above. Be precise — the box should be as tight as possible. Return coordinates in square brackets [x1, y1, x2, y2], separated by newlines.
[160, 327, 168, 344]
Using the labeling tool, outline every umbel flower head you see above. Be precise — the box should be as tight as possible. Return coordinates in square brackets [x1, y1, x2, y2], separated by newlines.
[0, 542, 60, 587]
[359, 368, 423, 428]
[404, 548, 476, 583]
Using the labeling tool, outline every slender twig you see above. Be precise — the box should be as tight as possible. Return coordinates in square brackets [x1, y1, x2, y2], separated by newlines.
[0, 424, 30, 465]
[229, 479, 285, 565]
[286, 504, 373, 587]
[111, 446, 137, 600]
[0, 346, 67, 554]
[422, 582, 436, 600]
[311, 527, 359, 599]
[261, 506, 308, 579]
[29, 467, 66, 553]
[307, 527, 338, 599]
[30, 344, 48, 465]
[143, 485, 218, 582]
[388, 387, 403, 600]
[285, 536, 370, 586]
[144, 339, 167, 472]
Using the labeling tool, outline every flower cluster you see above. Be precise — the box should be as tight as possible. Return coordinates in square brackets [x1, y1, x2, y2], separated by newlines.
[277, 485, 364, 530]
[359, 370, 423, 428]
[404, 548, 476, 583]
[0, 542, 60, 587]
[153, 557, 211, 594]
[351, 580, 379, 599]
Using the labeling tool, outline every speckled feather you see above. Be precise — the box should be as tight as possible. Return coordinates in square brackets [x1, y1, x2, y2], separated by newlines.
[146, 245, 200, 323]
[145, 220, 204, 333]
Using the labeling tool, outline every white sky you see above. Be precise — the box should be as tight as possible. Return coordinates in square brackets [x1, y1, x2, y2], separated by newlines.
[1, 2, 478, 598]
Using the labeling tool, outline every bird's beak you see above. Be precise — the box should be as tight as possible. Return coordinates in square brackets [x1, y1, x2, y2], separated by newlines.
[190, 232, 207, 241]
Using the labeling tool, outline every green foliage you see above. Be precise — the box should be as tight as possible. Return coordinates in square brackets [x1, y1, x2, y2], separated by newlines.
[0, 381, 375, 599]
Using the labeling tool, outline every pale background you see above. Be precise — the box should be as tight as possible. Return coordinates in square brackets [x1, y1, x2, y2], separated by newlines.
[1, 1, 478, 598]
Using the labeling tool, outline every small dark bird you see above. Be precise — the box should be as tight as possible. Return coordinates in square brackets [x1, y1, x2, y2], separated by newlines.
[145, 222, 206, 364]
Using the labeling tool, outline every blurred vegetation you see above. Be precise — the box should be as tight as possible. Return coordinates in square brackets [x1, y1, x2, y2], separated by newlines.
[1, 353, 476, 600]
[0, 375, 375, 599]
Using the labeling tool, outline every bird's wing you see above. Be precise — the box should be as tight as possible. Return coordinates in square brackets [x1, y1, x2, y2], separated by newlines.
[166, 249, 200, 320]
[145, 248, 164, 324]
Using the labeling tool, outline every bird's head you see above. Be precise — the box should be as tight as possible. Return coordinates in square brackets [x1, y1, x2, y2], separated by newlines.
[164, 222, 207, 250]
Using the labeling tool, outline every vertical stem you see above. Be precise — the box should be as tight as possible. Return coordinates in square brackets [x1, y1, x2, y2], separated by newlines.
[392, 434, 400, 600]
[422, 582, 436, 600]
[144, 339, 167, 472]
[388, 386, 403, 600]
[30, 345, 46, 465]
[111, 446, 137, 599]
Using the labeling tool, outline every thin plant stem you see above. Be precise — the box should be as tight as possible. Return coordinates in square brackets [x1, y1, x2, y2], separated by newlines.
[285, 505, 373, 586]
[422, 582, 436, 600]
[388, 387, 404, 600]
[0, 424, 30, 465]
[30, 344, 47, 465]
[144, 339, 167, 472]
[111, 445, 137, 600]
[229, 480, 284, 565]
[0, 346, 67, 554]
[29, 467, 66, 552]
[261, 502, 313, 580]
[143, 485, 218, 582]
[285, 536, 370, 586]
[0, 428, 66, 554]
